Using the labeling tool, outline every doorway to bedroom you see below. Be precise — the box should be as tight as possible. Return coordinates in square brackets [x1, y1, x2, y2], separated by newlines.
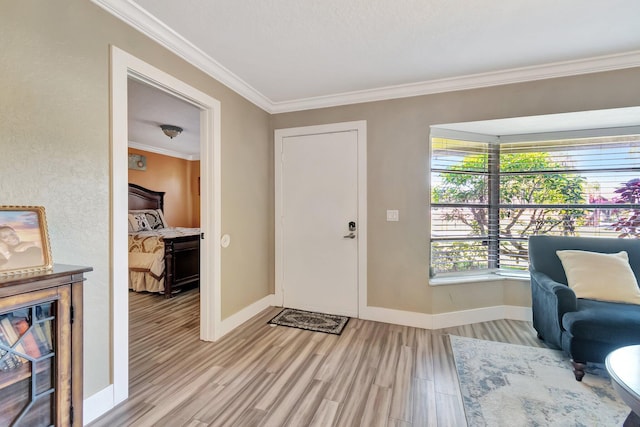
[111, 47, 222, 406]
[126, 77, 203, 379]
[127, 77, 202, 297]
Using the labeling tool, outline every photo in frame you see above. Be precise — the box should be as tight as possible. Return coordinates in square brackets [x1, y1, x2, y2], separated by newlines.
[0, 206, 53, 276]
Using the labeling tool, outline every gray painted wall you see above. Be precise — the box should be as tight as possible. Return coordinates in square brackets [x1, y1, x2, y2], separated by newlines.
[1, 0, 272, 396]
[272, 68, 640, 314]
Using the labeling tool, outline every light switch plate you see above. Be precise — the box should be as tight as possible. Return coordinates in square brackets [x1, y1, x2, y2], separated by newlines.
[386, 210, 399, 222]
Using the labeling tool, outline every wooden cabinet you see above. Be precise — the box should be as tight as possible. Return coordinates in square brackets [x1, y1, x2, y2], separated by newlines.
[0, 265, 91, 426]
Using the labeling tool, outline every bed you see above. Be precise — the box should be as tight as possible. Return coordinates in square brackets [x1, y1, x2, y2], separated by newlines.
[128, 183, 200, 298]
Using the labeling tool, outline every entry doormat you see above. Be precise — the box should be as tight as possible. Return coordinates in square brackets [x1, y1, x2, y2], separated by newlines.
[268, 308, 349, 335]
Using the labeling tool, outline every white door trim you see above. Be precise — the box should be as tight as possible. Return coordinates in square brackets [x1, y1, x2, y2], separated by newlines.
[110, 46, 222, 406]
[274, 121, 367, 317]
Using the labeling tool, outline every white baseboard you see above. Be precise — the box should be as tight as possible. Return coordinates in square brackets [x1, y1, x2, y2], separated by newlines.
[431, 305, 532, 329]
[360, 305, 434, 329]
[83, 385, 114, 426]
[218, 293, 277, 337]
[360, 304, 532, 330]
[503, 305, 533, 323]
[219, 296, 532, 332]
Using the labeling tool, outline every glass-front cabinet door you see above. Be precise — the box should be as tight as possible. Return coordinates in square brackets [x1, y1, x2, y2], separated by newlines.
[0, 286, 70, 426]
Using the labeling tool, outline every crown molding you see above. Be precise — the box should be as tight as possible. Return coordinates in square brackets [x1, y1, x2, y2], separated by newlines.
[271, 50, 640, 113]
[129, 141, 200, 161]
[91, 0, 272, 111]
[93, 1, 640, 114]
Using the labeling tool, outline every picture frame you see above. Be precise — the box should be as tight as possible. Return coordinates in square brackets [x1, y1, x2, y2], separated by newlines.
[0, 206, 53, 276]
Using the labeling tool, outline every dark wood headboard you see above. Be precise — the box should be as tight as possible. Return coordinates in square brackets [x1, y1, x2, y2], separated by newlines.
[128, 183, 165, 212]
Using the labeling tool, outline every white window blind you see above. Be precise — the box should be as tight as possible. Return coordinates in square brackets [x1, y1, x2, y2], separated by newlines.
[430, 134, 640, 276]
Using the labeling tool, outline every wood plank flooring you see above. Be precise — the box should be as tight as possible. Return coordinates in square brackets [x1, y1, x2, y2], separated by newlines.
[89, 290, 545, 427]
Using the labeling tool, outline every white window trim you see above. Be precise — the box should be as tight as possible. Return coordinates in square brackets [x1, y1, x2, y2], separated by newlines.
[429, 270, 530, 286]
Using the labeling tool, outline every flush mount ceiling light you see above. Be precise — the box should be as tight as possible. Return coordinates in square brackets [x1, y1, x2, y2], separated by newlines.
[160, 124, 183, 139]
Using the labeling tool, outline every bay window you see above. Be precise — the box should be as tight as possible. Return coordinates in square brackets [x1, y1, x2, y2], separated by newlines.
[430, 131, 640, 277]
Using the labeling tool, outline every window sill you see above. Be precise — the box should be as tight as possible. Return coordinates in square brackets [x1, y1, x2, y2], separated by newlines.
[429, 272, 530, 286]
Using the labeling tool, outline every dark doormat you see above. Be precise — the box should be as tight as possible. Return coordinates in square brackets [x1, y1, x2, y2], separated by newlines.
[268, 308, 349, 335]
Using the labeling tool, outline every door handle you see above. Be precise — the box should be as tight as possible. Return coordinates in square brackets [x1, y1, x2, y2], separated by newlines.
[343, 233, 356, 239]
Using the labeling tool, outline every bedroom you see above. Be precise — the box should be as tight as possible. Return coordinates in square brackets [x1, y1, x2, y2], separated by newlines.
[1, 0, 640, 425]
[127, 77, 202, 298]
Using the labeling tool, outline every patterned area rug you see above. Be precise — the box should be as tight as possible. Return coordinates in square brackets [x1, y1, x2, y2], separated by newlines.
[450, 335, 629, 427]
[268, 308, 349, 335]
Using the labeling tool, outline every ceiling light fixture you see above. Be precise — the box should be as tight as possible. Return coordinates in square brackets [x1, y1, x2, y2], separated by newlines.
[160, 124, 183, 139]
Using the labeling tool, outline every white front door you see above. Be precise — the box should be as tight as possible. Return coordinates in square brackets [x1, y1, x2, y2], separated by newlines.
[275, 122, 366, 317]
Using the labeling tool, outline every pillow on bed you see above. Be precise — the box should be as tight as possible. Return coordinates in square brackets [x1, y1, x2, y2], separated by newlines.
[128, 213, 151, 232]
[128, 209, 167, 231]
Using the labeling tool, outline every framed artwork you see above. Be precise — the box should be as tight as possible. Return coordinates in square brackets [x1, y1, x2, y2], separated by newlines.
[0, 206, 53, 276]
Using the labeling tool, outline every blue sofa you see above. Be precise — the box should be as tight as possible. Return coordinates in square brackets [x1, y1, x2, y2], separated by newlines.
[529, 235, 640, 381]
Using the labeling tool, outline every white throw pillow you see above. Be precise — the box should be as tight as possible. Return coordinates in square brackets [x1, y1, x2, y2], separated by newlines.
[128, 213, 151, 232]
[556, 250, 640, 305]
[128, 209, 167, 230]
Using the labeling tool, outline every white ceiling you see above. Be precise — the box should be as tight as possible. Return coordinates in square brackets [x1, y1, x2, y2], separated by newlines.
[128, 78, 201, 158]
[96, 0, 640, 112]
[114, 0, 640, 154]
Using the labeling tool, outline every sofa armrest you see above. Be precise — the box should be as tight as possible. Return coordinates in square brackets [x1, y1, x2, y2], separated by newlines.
[530, 267, 577, 349]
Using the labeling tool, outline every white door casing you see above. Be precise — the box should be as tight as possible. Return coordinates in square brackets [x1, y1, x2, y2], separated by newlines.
[110, 46, 222, 407]
[275, 121, 367, 318]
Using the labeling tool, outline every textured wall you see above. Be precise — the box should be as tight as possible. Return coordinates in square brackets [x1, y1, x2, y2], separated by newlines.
[1, 0, 272, 397]
[1, 0, 112, 397]
[272, 67, 640, 315]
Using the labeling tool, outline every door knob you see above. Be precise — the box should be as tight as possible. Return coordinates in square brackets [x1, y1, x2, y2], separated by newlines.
[343, 233, 356, 239]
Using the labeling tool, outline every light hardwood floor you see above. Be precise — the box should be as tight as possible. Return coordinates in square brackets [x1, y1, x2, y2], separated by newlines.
[89, 289, 544, 427]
